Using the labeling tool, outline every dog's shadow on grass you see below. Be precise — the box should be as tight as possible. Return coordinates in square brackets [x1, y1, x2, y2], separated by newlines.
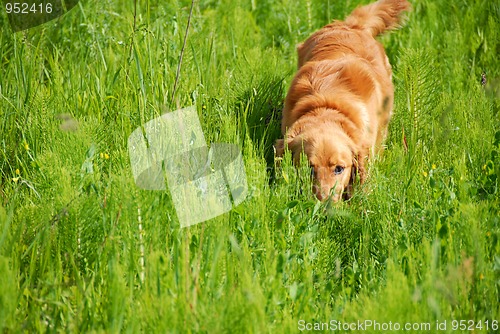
[233, 76, 285, 178]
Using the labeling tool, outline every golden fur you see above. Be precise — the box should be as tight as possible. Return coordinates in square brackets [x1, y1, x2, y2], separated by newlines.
[276, 0, 410, 201]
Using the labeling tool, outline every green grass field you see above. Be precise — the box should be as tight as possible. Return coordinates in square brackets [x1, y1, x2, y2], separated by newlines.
[1, 0, 499, 332]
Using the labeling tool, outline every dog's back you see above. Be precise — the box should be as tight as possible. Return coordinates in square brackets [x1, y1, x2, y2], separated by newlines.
[282, 0, 410, 152]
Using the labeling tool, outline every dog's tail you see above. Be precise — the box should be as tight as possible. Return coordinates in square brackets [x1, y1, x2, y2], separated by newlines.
[344, 0, 411, 37]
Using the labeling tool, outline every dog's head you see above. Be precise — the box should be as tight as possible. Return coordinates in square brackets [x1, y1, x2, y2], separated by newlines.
[275, 121, 365, 202]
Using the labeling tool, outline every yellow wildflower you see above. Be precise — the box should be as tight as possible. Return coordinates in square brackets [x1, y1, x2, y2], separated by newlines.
[423, 171, 428, 177]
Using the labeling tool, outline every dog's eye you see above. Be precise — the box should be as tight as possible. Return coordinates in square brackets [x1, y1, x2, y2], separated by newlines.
[310, 166, 315, 177]
[334, 166, 345, 175]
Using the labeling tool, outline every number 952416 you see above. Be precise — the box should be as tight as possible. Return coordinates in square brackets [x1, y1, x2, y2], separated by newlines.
[451, 320, 498, 331]
[5, 2, 53, 14]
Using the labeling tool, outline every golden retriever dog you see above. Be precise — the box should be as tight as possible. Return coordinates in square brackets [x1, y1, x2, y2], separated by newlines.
[275, 0, 410, 201]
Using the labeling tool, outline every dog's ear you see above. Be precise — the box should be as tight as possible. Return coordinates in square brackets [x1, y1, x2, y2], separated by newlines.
[275, 124, 303, 158]
[274, 139, 285, 157]
[345, 159, 358, 200]
[354, 152, 367, 184]
[274, 137, 298, 159]
[274, 137, 298, 168]
[345, 151, 367, 200]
